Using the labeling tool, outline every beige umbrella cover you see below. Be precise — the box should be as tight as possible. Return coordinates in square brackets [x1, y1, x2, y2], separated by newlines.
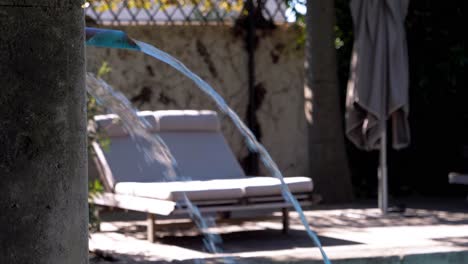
[346, 0, 410, 151]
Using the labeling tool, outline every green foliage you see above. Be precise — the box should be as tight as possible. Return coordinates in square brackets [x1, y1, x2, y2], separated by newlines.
[333, 0, 468, 197]
[85, 0, 244, 13]
[89, 179, 105, 196]
[334, 0, 354, 94]
[284, 0, 305, 47]
[88, 179, 104, 232]
[286, 0, 350, 50]
[97, 61, 112, 77]
[287, 0, 468, 197]
[402, 1, 468, 195]
[87, 62, 112, 154]
[87, 61, 112, 232]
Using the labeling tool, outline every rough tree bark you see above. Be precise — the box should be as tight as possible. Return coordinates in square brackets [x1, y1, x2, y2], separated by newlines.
[0, 1, 88, 263]
[305, 0, 353, 202]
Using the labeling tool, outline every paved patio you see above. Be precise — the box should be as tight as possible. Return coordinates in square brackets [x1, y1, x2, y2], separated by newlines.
[89, 197, 468, 264]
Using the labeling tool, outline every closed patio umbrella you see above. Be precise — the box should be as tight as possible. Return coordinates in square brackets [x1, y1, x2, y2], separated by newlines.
[346, 0, 410, 214]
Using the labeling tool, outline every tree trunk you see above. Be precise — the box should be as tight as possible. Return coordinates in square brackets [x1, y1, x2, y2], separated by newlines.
[0, 2, 88, 264]
[305, 0, 353, 202]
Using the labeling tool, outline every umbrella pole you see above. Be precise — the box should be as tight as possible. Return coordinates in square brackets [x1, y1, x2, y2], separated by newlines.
[379, 123, 388, 215]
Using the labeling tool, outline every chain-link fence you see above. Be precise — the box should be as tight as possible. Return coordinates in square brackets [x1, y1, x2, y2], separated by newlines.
[85, 0, 289, 25]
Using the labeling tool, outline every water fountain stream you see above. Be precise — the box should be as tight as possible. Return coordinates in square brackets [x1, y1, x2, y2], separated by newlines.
[87, 74, 232, 263]
[86, 27, 331, 264]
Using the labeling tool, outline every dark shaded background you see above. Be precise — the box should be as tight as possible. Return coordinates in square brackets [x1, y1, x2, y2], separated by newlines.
[335, 0, 468, 198]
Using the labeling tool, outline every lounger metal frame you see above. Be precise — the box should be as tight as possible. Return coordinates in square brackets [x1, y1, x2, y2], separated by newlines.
[92, 192, 313, 242]
[90, 144, 314, 242]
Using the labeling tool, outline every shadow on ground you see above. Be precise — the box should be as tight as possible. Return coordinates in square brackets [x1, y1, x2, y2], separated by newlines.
[90, 198, 468, 264]
[159, 229, 361, 253]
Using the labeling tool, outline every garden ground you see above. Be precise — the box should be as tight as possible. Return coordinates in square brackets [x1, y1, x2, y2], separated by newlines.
[90, 197, 468, 264]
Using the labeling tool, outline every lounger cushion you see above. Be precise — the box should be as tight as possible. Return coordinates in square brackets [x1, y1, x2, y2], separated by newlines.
[114, 176, 313, 202]
[155, 110, 220, 132]
[95, 111, 158, 137]
[100, 131, 246, 184]
[158, 132, 246, 181]
[97, 136, 168, 183]
[448, 172, 468, 185]
[242, 177, 313, 197]
[95, 110, 246, 184]
[114, 180, 244, 202]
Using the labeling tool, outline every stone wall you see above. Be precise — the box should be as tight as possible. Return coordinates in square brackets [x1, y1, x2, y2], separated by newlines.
[86, 25, 308, 177]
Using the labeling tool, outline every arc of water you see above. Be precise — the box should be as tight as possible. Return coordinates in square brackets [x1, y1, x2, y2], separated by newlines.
[86, 74, 228, 262]
[86, 73, 178, 180]
[136, 42, 331, 264]
[86, 27, 331, 264]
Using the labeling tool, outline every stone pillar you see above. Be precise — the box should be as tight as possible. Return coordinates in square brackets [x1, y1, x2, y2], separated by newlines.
[0, 1, 88, 264]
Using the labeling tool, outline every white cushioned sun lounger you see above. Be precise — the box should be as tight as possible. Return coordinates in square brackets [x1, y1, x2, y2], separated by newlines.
[448, 172, 468, 185]
[90, 110, 314, 242]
